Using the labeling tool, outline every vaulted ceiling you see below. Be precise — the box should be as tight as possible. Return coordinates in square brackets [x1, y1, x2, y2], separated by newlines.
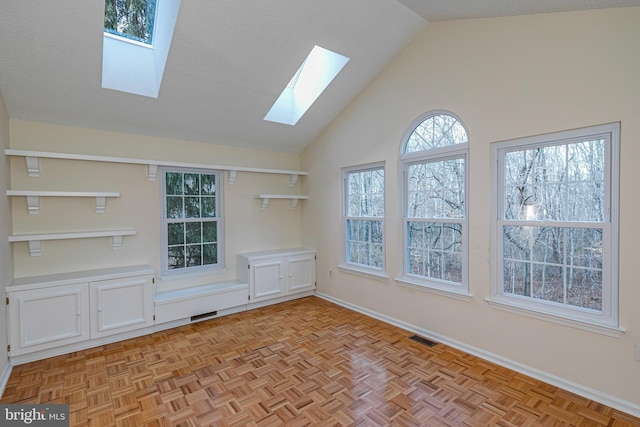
[1, 1, 638, 153]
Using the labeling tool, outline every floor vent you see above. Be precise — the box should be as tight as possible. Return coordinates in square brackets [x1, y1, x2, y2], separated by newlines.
[409, 334, 438, 347]
[191, 311, 217, 322]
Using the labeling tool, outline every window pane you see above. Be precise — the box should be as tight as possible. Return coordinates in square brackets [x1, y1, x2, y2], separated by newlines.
[168, 246, 185, 270]
[567, 228, 602, 268]
[166, 196, 183, 219]
[104, 0, 157, 45]
[185, 196, 201, 218]
[348, 169, 384, 217]
[407, 221, 462, 284]
[203, 244, 217, 265]
[202, 221, 217, 243]
[503, 260, 528, 296]
[201, 174, 216, 196]
[185, 244, 201, 267]
[531, 264, 564, 304]
[184, 174, 200, 195]
[408, 159, 464, 219]
[567, 268, 602, 310]
[404, 113, 468, 153]
[346, 219, 383, 268]
[167, 223, 184, 245]
[201, 197, 215, 217]
[186, 222, 202, 244]
[504, 140, 605, 222]
[165, 172, 182, 195]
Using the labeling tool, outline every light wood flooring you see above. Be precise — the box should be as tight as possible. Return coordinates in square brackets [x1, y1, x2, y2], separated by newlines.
[2, 296, 639, 426]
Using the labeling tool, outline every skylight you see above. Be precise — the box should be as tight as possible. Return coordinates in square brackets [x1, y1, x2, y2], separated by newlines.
[104, 0, 157, 46]
[102, 0, 180, 98]
[264, 46, 350, 126]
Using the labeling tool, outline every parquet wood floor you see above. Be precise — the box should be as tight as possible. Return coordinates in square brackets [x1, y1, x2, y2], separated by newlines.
[2, 296, 639, 426]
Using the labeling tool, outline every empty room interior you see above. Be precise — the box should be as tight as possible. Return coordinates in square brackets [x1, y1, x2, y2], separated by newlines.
[1, 1, 640, 425]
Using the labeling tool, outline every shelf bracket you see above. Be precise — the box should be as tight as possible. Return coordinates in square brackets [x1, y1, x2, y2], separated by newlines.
[289, 174, 299, 187]
[147, 164, 158, 181]
[25, 156, 40, 178]
[289, 199, 300, 209]
[260, 198, 270, 209]
[26, 195, 40, 214]
[95, 196, 107, 214]
[112, 235, 124, 250]
[227, 170, 238, 184]
[27, 240, 42, 257]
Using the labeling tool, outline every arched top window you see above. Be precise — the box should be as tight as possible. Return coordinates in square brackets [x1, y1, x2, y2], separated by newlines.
[402, 111, 468, 155]
[398, 110, 469, 297]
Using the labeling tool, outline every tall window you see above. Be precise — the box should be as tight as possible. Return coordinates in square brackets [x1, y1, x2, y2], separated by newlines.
[492, 123, 619, 330]
[342, 163, 385, 276]
[161, 168, 223, 275]
[400, 111, 469, 296]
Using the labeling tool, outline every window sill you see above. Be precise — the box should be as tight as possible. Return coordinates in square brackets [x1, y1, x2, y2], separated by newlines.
[338, 264, 388, 282]
[395, 277, 472, 301]
[485, 297, 625, 338]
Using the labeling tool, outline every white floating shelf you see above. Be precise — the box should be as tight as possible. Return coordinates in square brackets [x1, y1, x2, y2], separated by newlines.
[7, 190, 120, 214]
[6, 149, 307, 184]
[8, 229, 137, 256]
[254, 194, 309, 209]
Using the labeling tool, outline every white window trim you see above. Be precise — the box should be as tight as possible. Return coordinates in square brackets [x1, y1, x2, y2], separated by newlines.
[160, 166, 225, 278]
[341, 162, 386, 277]
[397, 111, 470, 298]
[489, 123, 620, 334]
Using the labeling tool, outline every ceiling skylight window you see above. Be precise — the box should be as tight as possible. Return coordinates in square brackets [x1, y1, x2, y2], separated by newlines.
[102, 0, 181, 98]
[264, 45, 350, 126]
[104, 0, 157, 46]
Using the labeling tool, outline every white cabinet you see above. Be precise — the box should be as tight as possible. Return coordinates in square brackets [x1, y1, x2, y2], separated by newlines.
[7, 266, 154, 361]
[90, 274, 154, 339]
[237, 248, 315, 305]
[8, 283, 90, 356]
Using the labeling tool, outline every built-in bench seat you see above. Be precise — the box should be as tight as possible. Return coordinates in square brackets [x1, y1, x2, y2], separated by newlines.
[154, 280, 249, 324]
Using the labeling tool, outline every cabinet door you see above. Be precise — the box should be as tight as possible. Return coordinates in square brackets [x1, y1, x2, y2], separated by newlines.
[251, 259, 285, 302]
[90, 275, 153, 339]
[286, 254, 316, 294]
[8, 284, 90, 356]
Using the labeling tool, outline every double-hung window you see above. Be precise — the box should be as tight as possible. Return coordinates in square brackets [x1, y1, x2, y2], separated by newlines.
[342, 163, 385, 276]
[161, 168, 224, 276]
[491, 123, 620, 332]
[399, 111, 469, 296]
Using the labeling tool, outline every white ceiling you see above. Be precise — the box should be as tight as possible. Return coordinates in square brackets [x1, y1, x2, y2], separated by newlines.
[1, 1, 638, 153]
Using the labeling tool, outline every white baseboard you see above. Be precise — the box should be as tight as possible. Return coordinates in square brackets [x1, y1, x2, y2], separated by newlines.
[0, 360, 12, 398]
[314, 291, 640, 418]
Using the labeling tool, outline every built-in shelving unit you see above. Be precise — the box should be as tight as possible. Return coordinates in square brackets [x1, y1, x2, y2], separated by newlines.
[7, 190, 120, 214]
[8, 229, 136, 256]
[254, 194, 309, 209]
[5, 149, 308, 184]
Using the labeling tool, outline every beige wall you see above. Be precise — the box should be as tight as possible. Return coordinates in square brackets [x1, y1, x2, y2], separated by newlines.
[301, 8, 640, 410]
[9, 120, 304, 291]
[0, 91, 12, 382]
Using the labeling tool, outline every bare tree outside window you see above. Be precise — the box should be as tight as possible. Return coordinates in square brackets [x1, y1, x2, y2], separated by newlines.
[492, 122, 620, 329]
[401, 112, 469, 293]
[502, 140, 605, 310]
[344, 166, 385, 271]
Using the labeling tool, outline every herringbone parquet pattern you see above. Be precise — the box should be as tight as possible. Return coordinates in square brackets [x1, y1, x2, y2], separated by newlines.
[2, 296, 639, 426]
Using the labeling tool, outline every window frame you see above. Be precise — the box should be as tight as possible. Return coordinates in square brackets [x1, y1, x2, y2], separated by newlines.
[398, 111, 470, 298]
[340, 162, 387, 279]
[160, 166, 225, 278]
[489, 123, 620, 334]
